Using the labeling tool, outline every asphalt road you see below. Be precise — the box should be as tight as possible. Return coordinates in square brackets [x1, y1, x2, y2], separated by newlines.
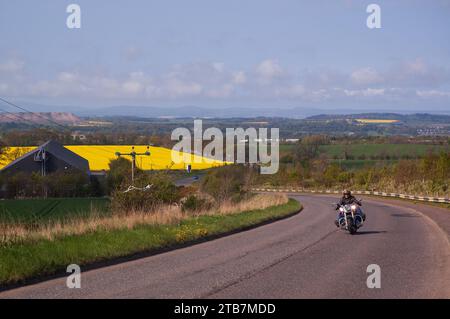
[1, 195, 449, 299]
[174, 176, 200, 187]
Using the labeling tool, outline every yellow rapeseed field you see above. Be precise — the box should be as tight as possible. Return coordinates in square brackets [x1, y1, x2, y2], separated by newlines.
[355, 119, 399, 124]
[0, 145, 226, 171]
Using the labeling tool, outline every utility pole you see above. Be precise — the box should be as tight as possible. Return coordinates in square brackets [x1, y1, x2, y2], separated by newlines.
[115, 146, 151, 185]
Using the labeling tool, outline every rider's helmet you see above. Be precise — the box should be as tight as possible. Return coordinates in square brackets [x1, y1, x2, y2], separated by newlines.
[343, 189, 351, 197]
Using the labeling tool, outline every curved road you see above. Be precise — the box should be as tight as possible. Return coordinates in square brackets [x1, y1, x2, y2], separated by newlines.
[1, 195, 449, 298]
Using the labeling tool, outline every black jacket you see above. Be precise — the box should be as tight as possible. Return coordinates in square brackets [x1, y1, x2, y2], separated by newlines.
[336, 195, 362, 209]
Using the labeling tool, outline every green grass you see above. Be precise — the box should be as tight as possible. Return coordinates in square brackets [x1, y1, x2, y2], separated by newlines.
[319, 144, 447, 159]
[280, 143, 448, 169]
[280, 143, 447, 158]
[0, 198, 110, 224]
[0, 199, 301, 286]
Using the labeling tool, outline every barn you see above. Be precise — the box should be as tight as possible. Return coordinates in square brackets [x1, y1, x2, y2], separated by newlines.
[0, 140, 90, 176]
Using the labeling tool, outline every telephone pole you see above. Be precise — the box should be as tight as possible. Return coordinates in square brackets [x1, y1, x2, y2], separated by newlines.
[115, 146, 151, 185]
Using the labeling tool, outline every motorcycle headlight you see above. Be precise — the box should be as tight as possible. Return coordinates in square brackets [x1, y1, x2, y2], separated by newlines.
[339, 207, 344, 212]
[351, 205, 357, 210]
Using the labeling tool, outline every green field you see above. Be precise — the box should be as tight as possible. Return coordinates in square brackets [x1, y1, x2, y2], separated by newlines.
[280, 143, 448, 169]
[281, 143, 447, 157]
[0, 198, 110, 224]
[319, 144, 447, 159]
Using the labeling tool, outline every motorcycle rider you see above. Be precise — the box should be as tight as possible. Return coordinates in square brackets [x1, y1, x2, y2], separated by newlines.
[334, 190, 366, 227]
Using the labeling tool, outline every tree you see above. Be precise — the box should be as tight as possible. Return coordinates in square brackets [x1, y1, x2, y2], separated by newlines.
[322, 163, 343, 187]
[201, 165, 253, 202]
[106, 157, 136, 193]
[295, 135, 329, 160]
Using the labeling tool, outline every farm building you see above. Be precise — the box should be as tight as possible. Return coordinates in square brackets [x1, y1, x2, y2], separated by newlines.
[0, 140, 90, 176]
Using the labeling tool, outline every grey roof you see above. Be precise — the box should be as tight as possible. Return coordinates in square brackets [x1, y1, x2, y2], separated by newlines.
[1, 140, 90, 173]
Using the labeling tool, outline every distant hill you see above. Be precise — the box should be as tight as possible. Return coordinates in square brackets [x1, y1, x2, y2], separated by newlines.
[77, 105, 331, 118]
[2, 100, 450, 119]
[0, 112, 82, 125]
[306, 113, 450, 124]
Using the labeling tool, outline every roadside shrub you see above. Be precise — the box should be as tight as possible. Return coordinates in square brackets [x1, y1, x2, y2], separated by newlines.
[201, 165, 254, 202]
[181, 195, 213, 212]
[280, 154, 294, 164]
[106, 157, 136, 194]
[394, 160, 419, 185]
[322, 163, 343, 187]
[111, 172, 181, 213]
[337, 171, 352, 184]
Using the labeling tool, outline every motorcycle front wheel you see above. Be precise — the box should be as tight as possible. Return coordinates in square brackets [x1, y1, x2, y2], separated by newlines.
[347, 218, 357, 235]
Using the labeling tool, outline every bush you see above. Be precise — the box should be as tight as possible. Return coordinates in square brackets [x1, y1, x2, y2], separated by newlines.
[45, 170, 90, 197]
[1, 170, 91, 198]
[181, 195, 213, 212]
[111, 172, 181, 213]
[106, 157, 135, 194]
[322, 163, 343, 187]
[280, 154, 294, 164]
[5, 172, 30, 198]
[201, 165, 255, 202]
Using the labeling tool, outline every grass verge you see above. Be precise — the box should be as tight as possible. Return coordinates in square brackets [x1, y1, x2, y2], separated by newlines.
[0, 198, 301, 287]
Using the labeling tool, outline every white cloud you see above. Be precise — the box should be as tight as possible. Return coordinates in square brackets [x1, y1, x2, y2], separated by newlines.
[416, 89, 450, 98]
[255, 59, 284, 84]
[275, 84, 305, 98]
[129, 71, 146, 80]
[58, 72, 78, 82]
[122, 81, 144, 94]
[206, 84, 233, 98]
[0, 59, 24, 73]
[1, 56, 449, 106]
[309, 89, 331, 101]
[344, 88, 385, 97]
[232, 71, 246, 84]
[351, 67, 383, 86]
[388, 58, 450, 87]
[164, 77, 203, 98]
[405, 59, 427, 74]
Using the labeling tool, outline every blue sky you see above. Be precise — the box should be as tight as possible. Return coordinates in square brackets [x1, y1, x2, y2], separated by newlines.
[0, 0, 449, 111]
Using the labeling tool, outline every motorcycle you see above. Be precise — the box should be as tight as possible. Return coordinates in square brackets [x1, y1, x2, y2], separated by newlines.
[336, 201, 364, 235]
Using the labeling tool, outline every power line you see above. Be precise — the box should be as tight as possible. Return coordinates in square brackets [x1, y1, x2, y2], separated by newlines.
[0, 97, 70, 131]
[115, 146, 151, 184]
